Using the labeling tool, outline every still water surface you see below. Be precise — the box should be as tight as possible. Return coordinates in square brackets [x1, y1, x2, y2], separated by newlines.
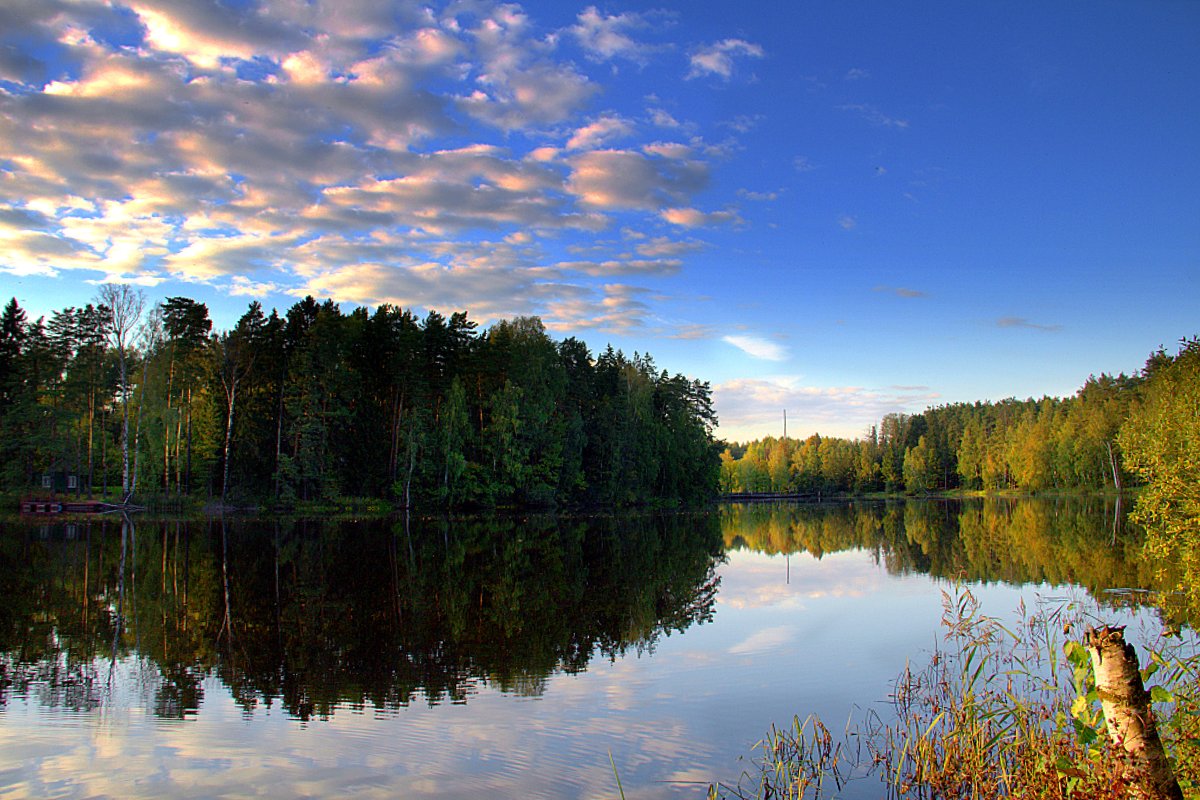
[0, 498, 1181, 798]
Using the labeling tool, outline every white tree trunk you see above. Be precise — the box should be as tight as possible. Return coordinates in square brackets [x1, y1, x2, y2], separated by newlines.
[120, 353, 130, 498]
[130, 353, 149, 497]
[97, 284, 145, 502]
[1085, 626, 1183, 800]
[222, 377, 237, 503]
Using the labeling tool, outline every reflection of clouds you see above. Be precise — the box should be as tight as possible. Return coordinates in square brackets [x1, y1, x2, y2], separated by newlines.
[728, 624, 795, 655]
[597, 660, 647, 712]
[5, 652, 721, 799]
[7, 542, 1184, 800]
[717, 549, 889, 610]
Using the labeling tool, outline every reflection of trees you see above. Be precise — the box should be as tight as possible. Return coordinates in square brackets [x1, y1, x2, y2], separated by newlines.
[0, 512, 724, 720]
[722, 498, 1174, 617]
[0, 517, 219, 717]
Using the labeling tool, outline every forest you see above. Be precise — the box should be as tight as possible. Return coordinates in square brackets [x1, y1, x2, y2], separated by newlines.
[720, 336, 1200, 502]
[0, 290, 721, 509]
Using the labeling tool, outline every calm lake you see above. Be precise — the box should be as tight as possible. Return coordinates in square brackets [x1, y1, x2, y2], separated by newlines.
[0, 498, 1185, 798]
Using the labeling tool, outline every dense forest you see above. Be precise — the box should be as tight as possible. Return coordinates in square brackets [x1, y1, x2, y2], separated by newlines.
[720, 337, 1199, 500]
[0, 290, 721, 509]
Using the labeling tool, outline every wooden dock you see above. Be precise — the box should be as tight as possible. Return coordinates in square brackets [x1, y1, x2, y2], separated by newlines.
[19, 499, 122, 515]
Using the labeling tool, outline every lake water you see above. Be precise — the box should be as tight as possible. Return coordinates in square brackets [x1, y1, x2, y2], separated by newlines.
[0, 498, 1185, 798]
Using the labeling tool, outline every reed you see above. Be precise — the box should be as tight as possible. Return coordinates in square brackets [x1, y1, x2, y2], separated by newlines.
[712, 589, 1198, 799]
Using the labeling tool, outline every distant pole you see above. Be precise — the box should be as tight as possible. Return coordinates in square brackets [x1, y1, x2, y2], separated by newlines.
[783, 409, 787, 441]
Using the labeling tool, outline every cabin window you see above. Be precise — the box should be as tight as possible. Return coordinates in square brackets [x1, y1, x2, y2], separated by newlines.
[68, 475, 78, 489]
[42, 474, 51, 489]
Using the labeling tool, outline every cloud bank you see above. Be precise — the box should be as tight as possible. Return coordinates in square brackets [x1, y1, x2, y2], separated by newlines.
[0, 0, 756, 333]
[714, 376, 941, 441]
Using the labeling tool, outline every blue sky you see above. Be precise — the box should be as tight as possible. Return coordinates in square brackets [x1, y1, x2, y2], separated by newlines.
[2, 0, 1197, 441]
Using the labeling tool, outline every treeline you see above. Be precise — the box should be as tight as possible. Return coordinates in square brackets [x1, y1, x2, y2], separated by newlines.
[0, 292, 721, 508]
[721, 337, 1198, 496]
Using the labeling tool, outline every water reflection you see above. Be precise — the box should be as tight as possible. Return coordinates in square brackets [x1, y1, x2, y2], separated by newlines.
[1, 498, 1181, 725]
[722, 497, 1160, 608]
[0, 512, 724, 719]
[2, 498, 1191, 800]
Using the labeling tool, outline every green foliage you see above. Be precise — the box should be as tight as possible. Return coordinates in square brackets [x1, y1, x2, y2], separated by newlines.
[1118, 337, 1200, 614]
[0, 295, 721, 509]
[1062, 639, 1105, 753]
[715, 715, 845, 799]
[902, 435, 934, 494]
[721, 355, 1151, 497]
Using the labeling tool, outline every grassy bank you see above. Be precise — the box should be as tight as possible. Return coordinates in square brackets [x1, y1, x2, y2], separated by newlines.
[711, 589, 1199, 799]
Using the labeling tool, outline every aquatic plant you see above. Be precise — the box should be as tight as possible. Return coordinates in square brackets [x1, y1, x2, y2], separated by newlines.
[712, 589, 1197, 799]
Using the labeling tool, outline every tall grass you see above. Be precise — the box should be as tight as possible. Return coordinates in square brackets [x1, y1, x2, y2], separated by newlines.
[712, 589, 1198, 799]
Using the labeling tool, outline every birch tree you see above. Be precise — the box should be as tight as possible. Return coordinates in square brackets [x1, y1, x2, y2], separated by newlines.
[130, 305, 163, 495]
[97, 284, 145, 501]
[213, 303, 262, 503]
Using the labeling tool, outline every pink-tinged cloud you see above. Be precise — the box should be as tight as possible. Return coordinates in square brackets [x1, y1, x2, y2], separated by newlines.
[0, 0, 750, 344]
[662, 207, 740, 227]
[567, 115, 636, 150]
[567, 150, 708, 210]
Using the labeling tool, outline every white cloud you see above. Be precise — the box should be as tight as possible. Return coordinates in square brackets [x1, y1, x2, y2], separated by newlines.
[687, 39, 764, 80]
[165, 232, 285, 280]
[634, 236, 705, 257]
[722, 334, 787, 361]
[569, 7, 660, 64]
[455, 5, 597, 130]
[292, 259, 546, 323]
[723, 114, 764, 133]
[0, 0, 741, 342]
[566, 115, 635, 150]
[554, 258, 682, 277]
[130, 0, 305, 68]
[0, 226, 100, 276]
[642, 141, 693, 160]
[542, 283, 655, 334]
[567, 150, 708, 210]
[996, 317, 1063, 332]
[662, 207, 739, 228]
[457, 62, 596, 130]
[713, 377, 941, 441]
[837, 104, 909, 129]
[228, 276, 283, 297]
[873, 285, 928, 299]
[280, 50, 329, 85]
[649, 108, 681, 128]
